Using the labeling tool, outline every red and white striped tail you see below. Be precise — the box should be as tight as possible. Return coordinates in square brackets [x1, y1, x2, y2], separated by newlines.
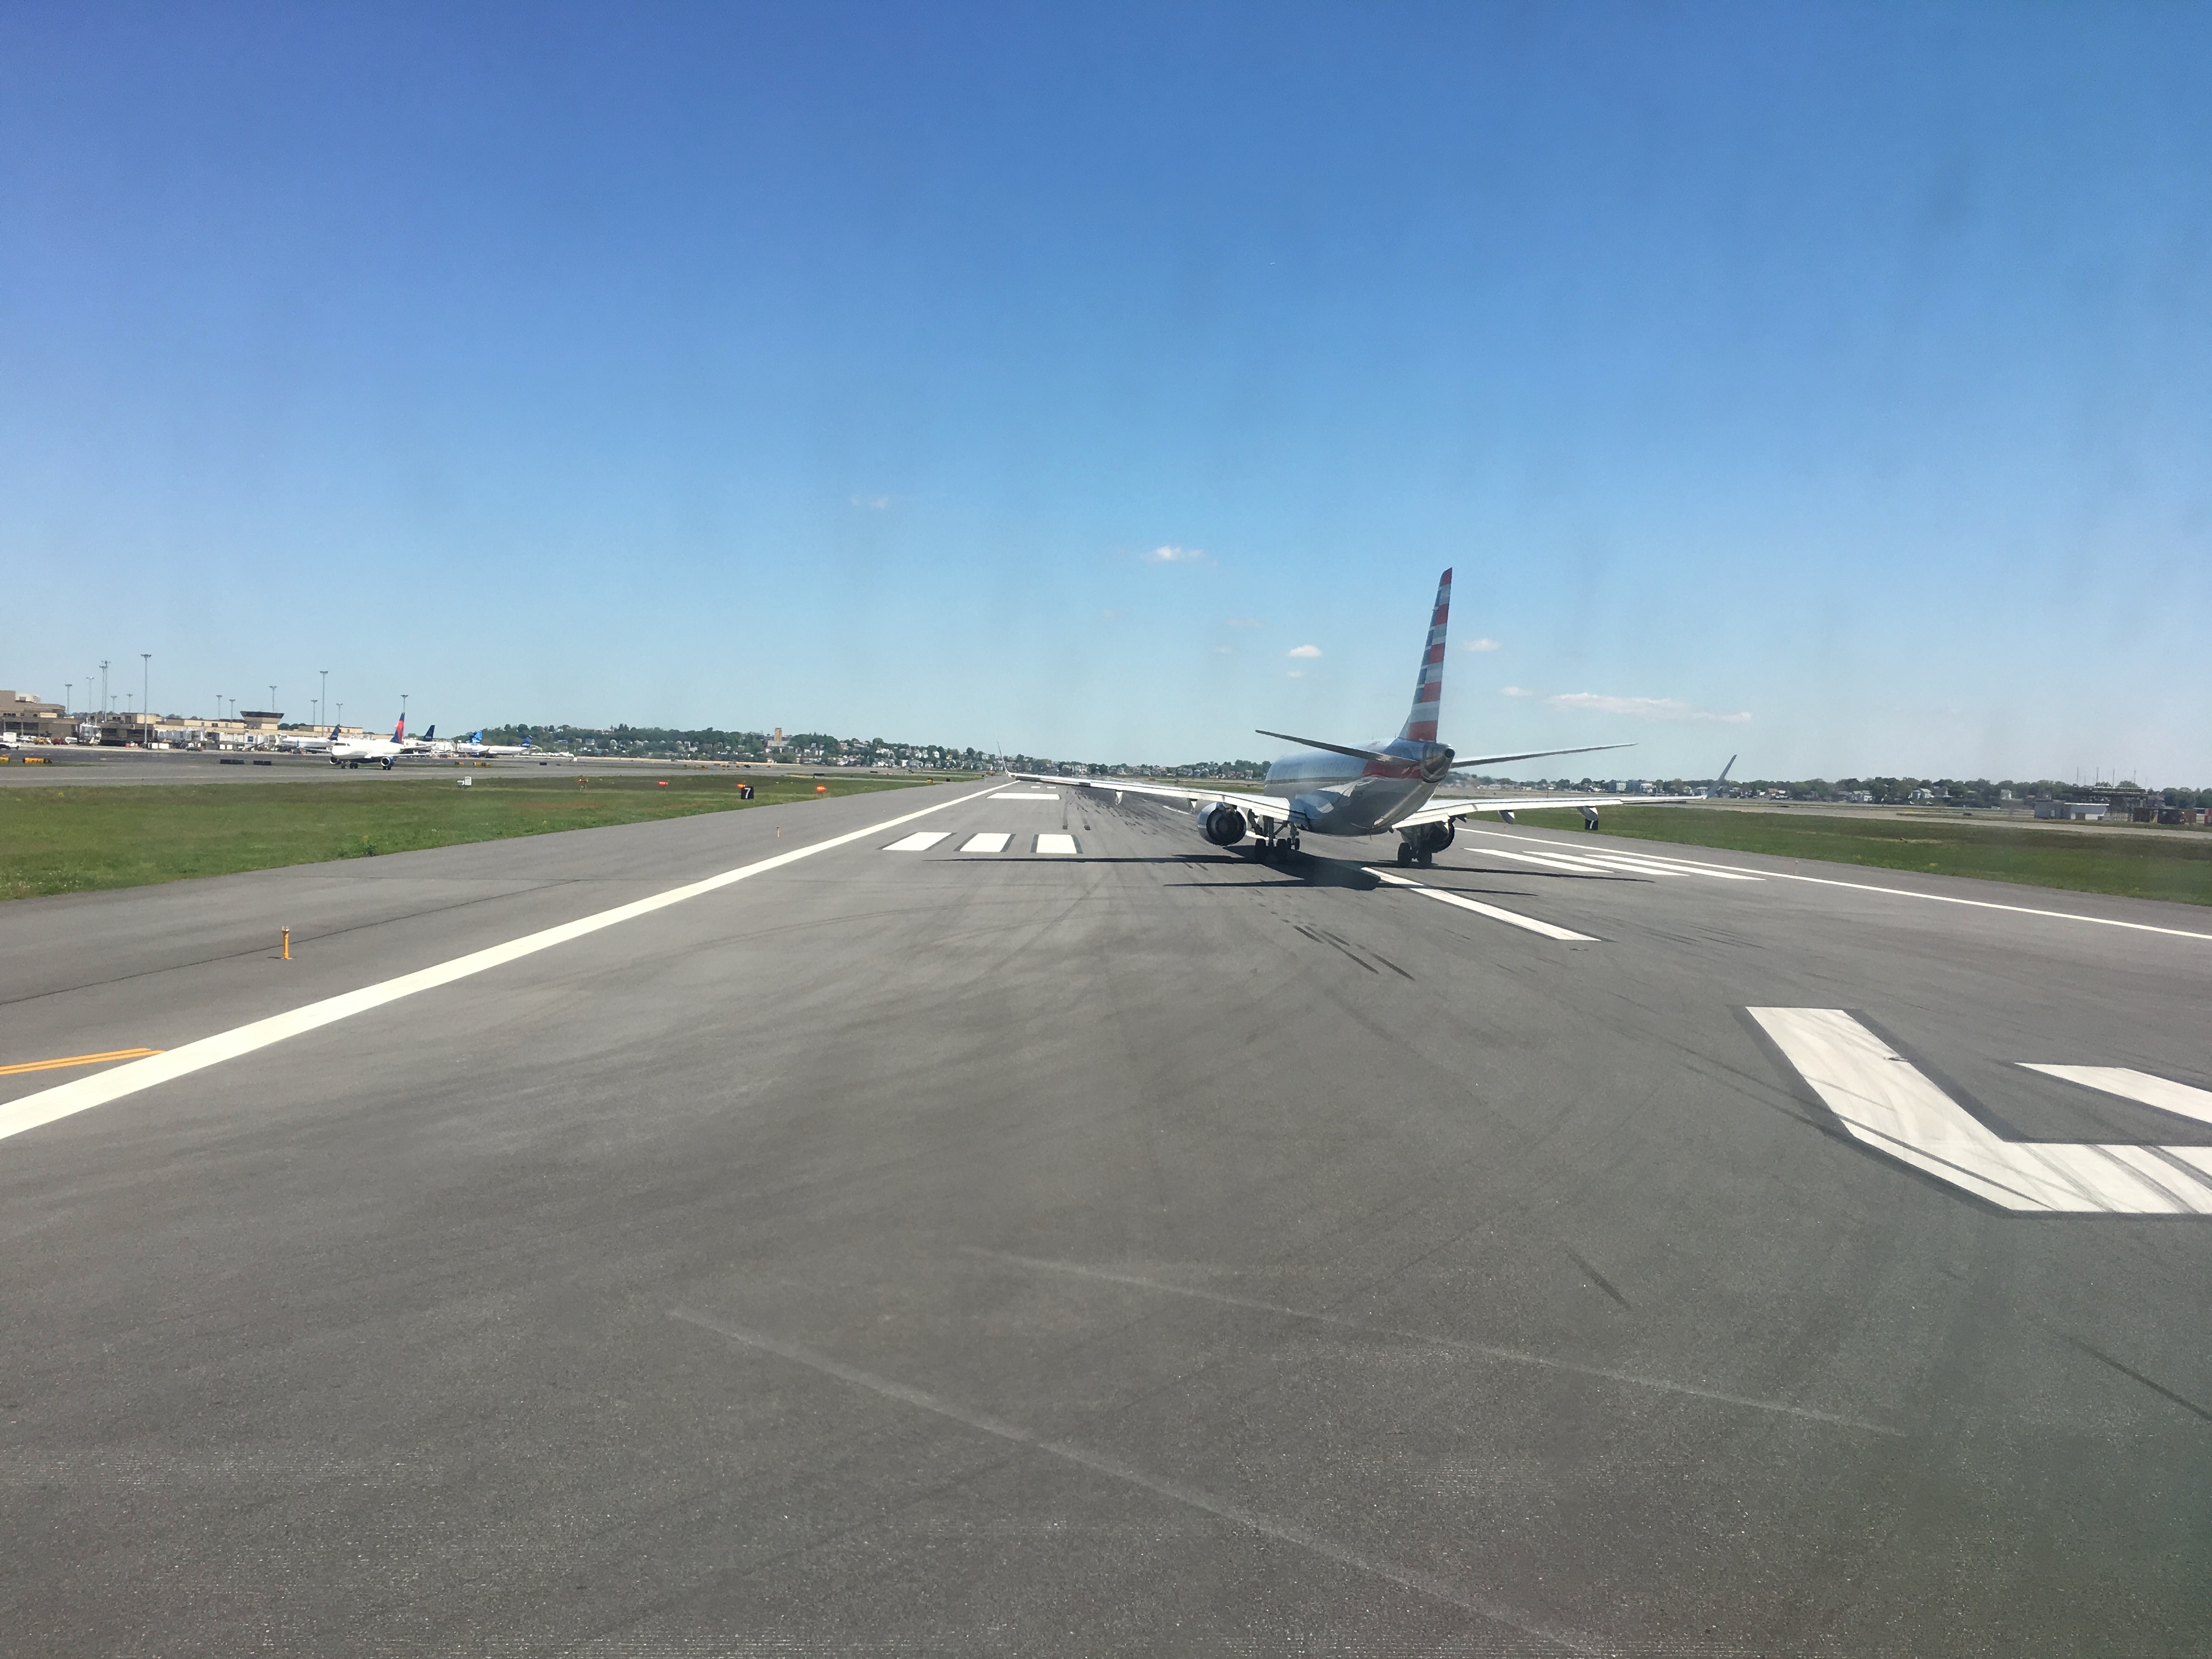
[1398, 568, 1451, 742]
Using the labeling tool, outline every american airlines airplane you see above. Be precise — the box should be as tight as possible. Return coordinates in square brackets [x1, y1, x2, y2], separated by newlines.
[1021, 568, 1697, 866]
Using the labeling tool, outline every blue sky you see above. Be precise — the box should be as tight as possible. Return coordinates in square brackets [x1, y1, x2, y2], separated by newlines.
[4, 2, 2208, 780]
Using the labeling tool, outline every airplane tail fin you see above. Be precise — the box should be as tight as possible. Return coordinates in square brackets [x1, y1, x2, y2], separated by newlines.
[393, 714, 405, 741]
[422, 725, 434, 741]
[1719, 753, 1737, 783]
[1397, 567, 1452, 743]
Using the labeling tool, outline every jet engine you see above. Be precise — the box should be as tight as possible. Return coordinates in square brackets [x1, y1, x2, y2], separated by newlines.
[1405, 820, 1454, 855]
[1197, 803, 1249, 846]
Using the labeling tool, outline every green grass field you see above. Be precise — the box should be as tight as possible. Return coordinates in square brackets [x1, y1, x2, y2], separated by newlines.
[1509, 805, 2212, 907]
[0, 772, 936, 901]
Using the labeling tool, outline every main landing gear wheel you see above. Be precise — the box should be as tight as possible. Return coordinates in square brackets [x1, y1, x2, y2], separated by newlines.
[1396, 842, 1413, 866]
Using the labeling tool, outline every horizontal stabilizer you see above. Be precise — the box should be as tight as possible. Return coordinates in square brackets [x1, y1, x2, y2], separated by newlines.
[1254, 729, 1395, 765]
[1450, 741, 1634, 769]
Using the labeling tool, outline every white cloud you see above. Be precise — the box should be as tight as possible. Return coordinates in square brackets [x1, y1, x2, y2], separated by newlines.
[1547, 692, 1752, 724]
[849, 493, 891, 510]
[1463, 637, 1500, 652]
[1285, 669, 1307, 679]
[1226, 616, 1265, 629]
[1144, 544, 1205, 563]
[1099, 608, 1124, 620]
[1212, 645, 1235, 655]
[1287, 644, 1322, 658]
[1500, 685, 1536, 698]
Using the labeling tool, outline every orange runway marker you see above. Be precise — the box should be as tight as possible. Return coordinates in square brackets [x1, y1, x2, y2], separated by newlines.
[0, 1047, 163, 1078]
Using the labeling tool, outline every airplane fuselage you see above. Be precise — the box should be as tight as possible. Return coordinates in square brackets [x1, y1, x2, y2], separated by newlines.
[1261, 738, 1453, 837]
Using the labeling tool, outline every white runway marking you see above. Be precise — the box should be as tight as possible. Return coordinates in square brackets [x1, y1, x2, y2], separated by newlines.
[1583, 851, 1763, 882]
[1471, 831, 2212, 942]
[1750, 1007, 2212, 1215]
[1369, 870, 1596, 941]
[0, 783, 1007, 1146]
[991, 791, 1060, 801]
[1034, 833, 1078, 855]
[2021, 1065, 2212, 1128]
[959, 832, 1012, 853]
[1573, 855, 1692, 878]
[883, 831, 951, 852]
[1480, 847, 1616, 874]
[670, 1307, 1602, 1652]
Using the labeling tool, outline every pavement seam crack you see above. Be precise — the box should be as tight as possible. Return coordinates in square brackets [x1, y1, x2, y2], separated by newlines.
[669, 1306, 1606, 1654]
[966, 1250, 1899, 1436]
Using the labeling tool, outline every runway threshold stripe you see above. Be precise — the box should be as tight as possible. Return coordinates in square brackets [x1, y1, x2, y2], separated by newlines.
[0, 784, 1006, 1145]
[1481, 847, 1614, 874]
[883, 831, 950, 852]
[0, 1047, 162, 1077]
[1369, 870, 1596, 941]
[671, 1307, 1603, 1653]
[2021, 1065, 2212, 1128]
[1475, 831, 2212, 941]
[960, 832, 1011, 853]
[1034, 833, 1078, 855]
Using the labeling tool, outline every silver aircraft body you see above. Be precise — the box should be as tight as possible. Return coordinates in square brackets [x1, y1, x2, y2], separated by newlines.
[1021, 568, 1699, 866]
[329, 716, 411, 769]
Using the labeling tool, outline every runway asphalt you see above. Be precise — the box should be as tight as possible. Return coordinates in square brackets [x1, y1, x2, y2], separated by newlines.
[3, 777, 2208, 1656]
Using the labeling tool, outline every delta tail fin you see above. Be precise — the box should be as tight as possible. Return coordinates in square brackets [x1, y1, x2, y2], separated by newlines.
[1397, 567, 1452, 743]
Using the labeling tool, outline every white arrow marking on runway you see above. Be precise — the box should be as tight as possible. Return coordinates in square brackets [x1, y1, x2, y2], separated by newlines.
[1369, 870, 1596, 941]
[1750, 1008, 2212, 1214]
[0, 783, 1008, 1145]
[2019, 1065, 2212, 1128]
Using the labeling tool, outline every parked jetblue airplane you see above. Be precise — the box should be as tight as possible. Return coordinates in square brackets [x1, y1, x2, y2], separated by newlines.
[1020, 568, 1698, 866]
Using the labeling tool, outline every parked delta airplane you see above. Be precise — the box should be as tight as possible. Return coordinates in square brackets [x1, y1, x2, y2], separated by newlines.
[329, 716, 410, 769]
[1020, 568, 1701, 866]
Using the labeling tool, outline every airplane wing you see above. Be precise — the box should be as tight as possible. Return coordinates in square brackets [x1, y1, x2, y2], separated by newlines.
[1012, 773, 1290, 827]
[1393, 792, 1702, 828]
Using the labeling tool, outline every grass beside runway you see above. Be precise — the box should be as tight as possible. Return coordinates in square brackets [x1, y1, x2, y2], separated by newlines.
[1510, 805, 2212, 907]
[1, 773, 933, 901]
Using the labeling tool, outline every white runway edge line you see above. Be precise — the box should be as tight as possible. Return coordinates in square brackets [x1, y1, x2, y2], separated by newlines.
[0, 783, 1007, 1145]
[1369, 869, 1596, 941]
[1468, 830, 2212, 942]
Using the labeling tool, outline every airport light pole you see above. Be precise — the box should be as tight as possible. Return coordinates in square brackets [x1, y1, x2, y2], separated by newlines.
[64, 684, 71, 715]
[319, 669, 329, 731]
[100, 661, 110, 714]
[142, 654, 151, 720]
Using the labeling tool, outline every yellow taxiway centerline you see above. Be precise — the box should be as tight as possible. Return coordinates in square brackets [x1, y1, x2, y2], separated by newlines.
[0, 1047, 163, 1078]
